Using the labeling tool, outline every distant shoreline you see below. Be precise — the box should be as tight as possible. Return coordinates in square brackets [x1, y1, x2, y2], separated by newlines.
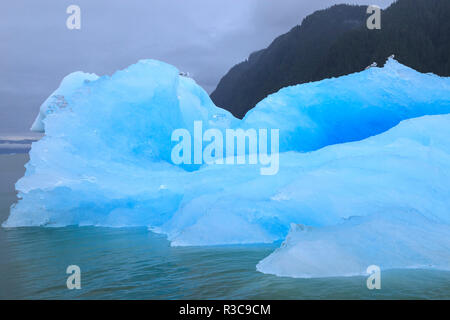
[0, 137, 41, 155]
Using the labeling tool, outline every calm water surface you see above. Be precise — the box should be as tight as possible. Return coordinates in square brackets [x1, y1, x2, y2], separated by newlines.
[1, 154, 449, 299]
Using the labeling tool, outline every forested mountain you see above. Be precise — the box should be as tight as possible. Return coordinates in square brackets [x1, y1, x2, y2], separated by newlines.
[211, 0, 450, 118]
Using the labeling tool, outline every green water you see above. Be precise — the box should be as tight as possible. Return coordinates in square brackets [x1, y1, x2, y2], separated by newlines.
[1, 154, 449, 299]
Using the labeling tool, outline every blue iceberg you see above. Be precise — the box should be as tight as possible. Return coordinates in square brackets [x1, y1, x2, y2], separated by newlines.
[3, 58, 450, 278]
[243, 58, 450, 152]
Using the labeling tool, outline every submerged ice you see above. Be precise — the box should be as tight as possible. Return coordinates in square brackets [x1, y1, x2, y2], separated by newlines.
[3, 58, 450, 278]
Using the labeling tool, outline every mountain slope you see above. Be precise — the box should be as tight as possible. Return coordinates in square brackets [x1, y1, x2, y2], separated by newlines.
[211, 4, 368, 118]
[211, 0, 450, 118]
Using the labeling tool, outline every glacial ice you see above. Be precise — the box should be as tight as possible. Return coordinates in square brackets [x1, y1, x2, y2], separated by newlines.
[31, 71, 99, 132]
[3, 58, 450, 278]
[159, 114, 450, 249]
[243, 58, 450, 152]
[257, 211, 450, 278]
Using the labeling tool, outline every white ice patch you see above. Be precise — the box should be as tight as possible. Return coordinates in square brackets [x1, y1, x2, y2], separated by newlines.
[31, 72, 99, 132]
[257, 212, 450, 278]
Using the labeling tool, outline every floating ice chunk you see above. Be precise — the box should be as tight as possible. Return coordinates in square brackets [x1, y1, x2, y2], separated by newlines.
[3, 59, 450, 278]
[257, 212, 450, 278]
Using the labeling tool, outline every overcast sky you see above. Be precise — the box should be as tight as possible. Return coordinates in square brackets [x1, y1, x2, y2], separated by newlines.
[0, 0, 394, 136]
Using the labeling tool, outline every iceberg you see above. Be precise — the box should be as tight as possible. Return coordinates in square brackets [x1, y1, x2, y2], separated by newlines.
[3, 58, 450, 278]
[243, 58, 450, 152]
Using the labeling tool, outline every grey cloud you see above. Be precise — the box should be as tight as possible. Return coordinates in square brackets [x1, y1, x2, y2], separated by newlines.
[0, 0, 394, 135]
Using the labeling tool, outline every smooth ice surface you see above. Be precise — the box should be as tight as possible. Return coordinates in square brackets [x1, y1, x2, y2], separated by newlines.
[257, 212, 450, 278]
[244, 58, 450, 152]
[3, 59, 450, 278]
[158, 114, 450, 249]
